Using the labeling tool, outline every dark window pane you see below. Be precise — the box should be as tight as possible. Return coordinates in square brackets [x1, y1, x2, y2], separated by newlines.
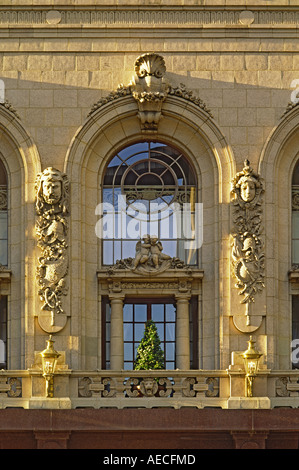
[166, 304, 176, 322]
[134, 304, 147, 322]
[0, 240, 7, 266]
[166, 323, 175, 341]
[103, 240, 113, 265]
[124, 343, 133, 362]
[123, 304, 133, 322]
[0, 296, 7, 369]
[0, 213, 7, 239]
[151, 304, 164, 322]
[134, 323, 145, 342]
[124, 324, 133, 342]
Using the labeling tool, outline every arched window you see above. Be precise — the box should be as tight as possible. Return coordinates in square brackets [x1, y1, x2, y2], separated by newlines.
[100, 142, 199, 371]
[102, 141, 198, 266]
[0, 158, 7, 266]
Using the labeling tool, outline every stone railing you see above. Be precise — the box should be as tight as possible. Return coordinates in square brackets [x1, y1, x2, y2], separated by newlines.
[1, 369, 299, 409]
[72, 370, 225, 409]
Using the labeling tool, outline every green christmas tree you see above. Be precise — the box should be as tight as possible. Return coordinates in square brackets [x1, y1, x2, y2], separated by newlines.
[134, 319, 165, 370]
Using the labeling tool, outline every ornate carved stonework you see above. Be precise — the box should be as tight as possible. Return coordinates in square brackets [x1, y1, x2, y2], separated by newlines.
[108, 235, 188, 276]
[231, 160, 265, 332]
[0, 100, 20, 119]
[130, 53, 169, 132]
[88, 53, 212, 128]
[35, 167, 69, 333]
[0, 186, 7, 211]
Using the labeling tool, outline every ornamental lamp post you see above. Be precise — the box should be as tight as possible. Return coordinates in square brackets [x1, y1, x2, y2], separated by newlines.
[242, 336, 262, 398]
[40, 335, 60, 398]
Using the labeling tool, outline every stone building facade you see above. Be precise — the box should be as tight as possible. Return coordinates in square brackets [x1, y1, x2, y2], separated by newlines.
[0, 0, 299, 449]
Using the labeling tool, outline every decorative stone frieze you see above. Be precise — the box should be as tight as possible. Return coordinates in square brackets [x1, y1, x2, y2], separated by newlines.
[0, 8, 298, 27]
[35, 167, 69, 334]
[231, 160, 265, 332]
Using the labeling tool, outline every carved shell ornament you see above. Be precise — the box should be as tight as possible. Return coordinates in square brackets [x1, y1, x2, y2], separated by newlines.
[134, 53, 166, 79]
[35, 167, 70, 333]
[88, 52, 212, 123]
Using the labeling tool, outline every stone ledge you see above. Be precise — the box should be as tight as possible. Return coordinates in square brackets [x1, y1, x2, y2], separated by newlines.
[28, 397, 72, 409]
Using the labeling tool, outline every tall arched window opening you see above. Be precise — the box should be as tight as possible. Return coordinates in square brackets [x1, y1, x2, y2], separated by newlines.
[100, 141, 199, 370]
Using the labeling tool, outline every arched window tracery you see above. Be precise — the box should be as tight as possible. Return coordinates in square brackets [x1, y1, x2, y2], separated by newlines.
[102, 141, 198, 266]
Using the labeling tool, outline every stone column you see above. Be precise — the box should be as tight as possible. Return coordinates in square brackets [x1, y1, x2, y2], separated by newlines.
[175, 294, 190, 369]
[109, 295, 125, 370]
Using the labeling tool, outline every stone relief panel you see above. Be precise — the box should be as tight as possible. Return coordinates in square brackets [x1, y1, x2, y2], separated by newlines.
[231, 160, 265, 333]
[35, 167, 69, 333]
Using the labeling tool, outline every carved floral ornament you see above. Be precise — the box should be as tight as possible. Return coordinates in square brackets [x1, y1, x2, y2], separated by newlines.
[88, 53, 212, 130]
[35, 167, 69, 334]
[231, 160, 265, 333]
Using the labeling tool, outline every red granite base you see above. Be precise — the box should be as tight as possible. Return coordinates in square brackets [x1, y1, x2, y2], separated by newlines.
[0, 408, 298, 449]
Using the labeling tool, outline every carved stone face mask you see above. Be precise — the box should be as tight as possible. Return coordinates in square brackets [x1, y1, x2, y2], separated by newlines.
[240, 179, 256, 202]
[42, 178, 62, 205]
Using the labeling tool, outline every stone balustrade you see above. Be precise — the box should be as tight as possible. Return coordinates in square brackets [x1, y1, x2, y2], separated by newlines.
[0, 369, 299, 409]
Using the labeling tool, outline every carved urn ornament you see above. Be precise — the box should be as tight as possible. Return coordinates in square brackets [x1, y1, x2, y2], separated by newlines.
[231, 160, 265, 332]
[35, 167, 69, 333]
[130, 53, 169, 132]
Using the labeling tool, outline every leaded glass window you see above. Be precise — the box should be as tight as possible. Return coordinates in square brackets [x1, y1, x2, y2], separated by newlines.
[102, 141, 198, 266]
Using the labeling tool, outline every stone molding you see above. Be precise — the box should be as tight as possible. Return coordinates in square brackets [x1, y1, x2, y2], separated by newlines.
[0, 8, 298, 27]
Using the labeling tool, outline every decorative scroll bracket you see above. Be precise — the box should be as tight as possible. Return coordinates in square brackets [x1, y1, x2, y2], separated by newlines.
[35, 167, 70, 333]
